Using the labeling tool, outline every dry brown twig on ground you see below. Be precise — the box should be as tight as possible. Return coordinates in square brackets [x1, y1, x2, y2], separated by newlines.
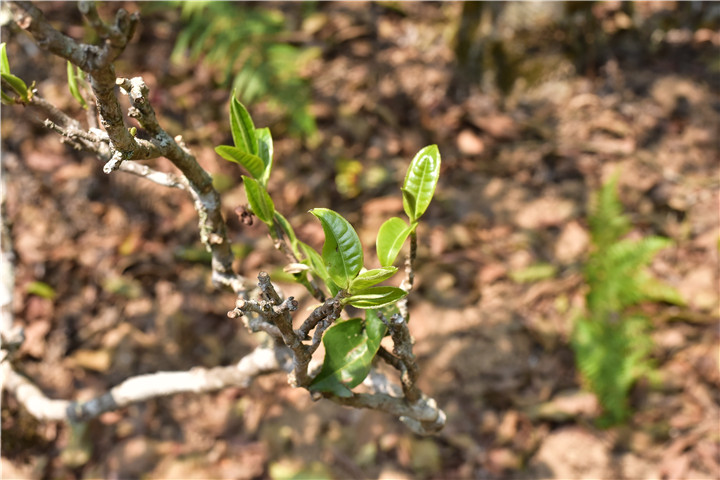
[1, 1, 445, 436]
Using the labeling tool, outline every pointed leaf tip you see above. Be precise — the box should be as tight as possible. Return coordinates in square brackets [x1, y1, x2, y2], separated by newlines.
[229, 95, 258, 156]
[403, 144, 441, 222]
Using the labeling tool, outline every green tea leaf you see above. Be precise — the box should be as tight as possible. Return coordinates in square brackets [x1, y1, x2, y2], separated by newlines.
[256, 127, 273, 185]
[230, 95, 258, 155]
[349, 266, 398, 294]
[0, 43, 10, 75]
[67, 61, 87, 110]
[1, 72, 28, 101]
[215, 145, 265, 180]
[364, 308, 388, 343]
[403, 144, 441, 222]
[345, 286, 407, 309]
[376, 217, 413, 267]
[401, 188, 416, 221]
[310, 208, 363, 289]
[299, 241, 328, 280]
[309, 312, 386, 397]
[298, 237, 341, 296]
[243, 176, 275, 225]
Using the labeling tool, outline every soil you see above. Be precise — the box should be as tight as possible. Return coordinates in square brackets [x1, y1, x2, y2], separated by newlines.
[2, 2, 718, 479]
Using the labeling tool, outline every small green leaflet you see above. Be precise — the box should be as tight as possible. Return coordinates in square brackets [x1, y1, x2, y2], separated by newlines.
[218, 100, 272, 186]
[403, 144, 441, 223]
[0, 43, 9, 75]
[255, 127, 273, 186]
[309, 310, 387, 397]
[215, 145, 265, 180]
[242, 176, 274, 225]
[376, 217, 413, 267]
[1, 91, 13, 105]
[230, 95, 258, 156]
[310, 208, 363, 290]
[299, 241, 329, 282]
[344, 286, 407, 309]
[66, 61, 87, 109]
[0, 43, 28, 102]
[348, 266, 398, 294]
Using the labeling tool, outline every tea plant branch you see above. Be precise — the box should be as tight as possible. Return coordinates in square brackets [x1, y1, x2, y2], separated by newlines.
[30, 94, 83, 131]
[0, 346, 292, 422]
[228, 272, 345, 388]
[386, 313, 420, 403]
[4, 2, 447, 435]
[9, 1, 243, 293]
[225, 276, 444, 435]
[397, 230, 417, 323]
[42, 116, 185, 190]
[0, 175, 23, 366]
[9, 1, 138, 159]
[112, 74, 241, 287]
[327, 391, 445, 435]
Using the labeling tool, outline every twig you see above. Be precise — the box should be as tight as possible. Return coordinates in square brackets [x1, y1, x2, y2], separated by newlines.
[1, 346, 291, 422]
[232, 273, 312, 387]
[40, 116, 185, 190]
[0, 173, 23, 365]
[229, 273, 346, 388]
[9, 1, 138, 159]
[327, 390, 446, 436]
[10, 1, 244, 293]
[398, 230, 417, 322]
[387, 313, 420, 402]
[77, 1, 111, 40]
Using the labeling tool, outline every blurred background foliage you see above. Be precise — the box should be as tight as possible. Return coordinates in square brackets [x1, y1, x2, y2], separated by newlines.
[144, 1, 320, 139]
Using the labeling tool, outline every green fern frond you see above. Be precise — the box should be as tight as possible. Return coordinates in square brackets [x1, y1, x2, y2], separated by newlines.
[637, 274, 685, 306]
[588, 174, 631, 249]
[573, 174, 682, 427]
[158, 2, 318, 138]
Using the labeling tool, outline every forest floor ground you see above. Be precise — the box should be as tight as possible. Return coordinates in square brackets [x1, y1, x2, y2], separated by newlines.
[2, 2, 719, 479]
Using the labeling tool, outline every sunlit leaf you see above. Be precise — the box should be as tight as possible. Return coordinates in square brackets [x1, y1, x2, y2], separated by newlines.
[349, 266, 398, 294]
[243, 176, 274, 225]
[299, 241, 328, 281]
[67, 61, 87, 110]
[310, 208, 363, 289]
[1, 90, 14, 105]
[376, 217, 413, 267]
[256, 126, 273, 185]
[0, 43, 10, 75]
[215, 145, 265, 180]
[230, 95, 258, 155]
[309, 311, 386, 397]
[1, 72, 28, 101]
[344, 286, 407, 309]
[402, 144, 441, 222]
